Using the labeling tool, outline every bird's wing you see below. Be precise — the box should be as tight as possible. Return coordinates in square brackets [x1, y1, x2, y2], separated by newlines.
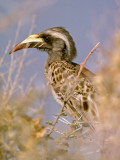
[71, 62, 95, 82]
[47, 61, 99, 129]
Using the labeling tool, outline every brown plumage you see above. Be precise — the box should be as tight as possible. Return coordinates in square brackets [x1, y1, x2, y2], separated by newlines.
[9, 27, 99, 129]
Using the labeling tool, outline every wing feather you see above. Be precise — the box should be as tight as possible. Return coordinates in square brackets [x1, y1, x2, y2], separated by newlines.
[46, 61, 99, 130]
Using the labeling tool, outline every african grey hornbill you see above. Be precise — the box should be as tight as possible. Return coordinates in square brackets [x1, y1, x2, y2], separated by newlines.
[9, 27, 99, 129]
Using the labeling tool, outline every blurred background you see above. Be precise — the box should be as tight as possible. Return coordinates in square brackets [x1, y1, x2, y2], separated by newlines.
[0, 0, 118, 122]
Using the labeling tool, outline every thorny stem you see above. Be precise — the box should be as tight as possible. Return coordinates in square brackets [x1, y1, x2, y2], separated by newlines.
[47, 102, 66, 136]
[47, 42, 100, 135]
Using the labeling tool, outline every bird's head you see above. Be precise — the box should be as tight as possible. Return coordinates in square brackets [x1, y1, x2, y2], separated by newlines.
[9, 27, 76, 62]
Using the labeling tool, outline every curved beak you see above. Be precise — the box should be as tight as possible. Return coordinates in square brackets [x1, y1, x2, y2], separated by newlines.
[9, 34, 44, 54]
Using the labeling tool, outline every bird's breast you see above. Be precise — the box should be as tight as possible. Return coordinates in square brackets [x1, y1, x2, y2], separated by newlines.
[44, 61, 76, 86]
[44, 61, 77, 104]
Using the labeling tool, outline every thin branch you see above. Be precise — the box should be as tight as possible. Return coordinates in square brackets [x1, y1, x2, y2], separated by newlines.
[77, 42, 100, 79]
[47, 102, 66, 136]
[54, 129, 65, 135]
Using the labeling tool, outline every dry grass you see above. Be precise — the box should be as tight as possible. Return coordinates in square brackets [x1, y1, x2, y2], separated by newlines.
[0, 29, 49, 160]
[94, 23, 120, 160]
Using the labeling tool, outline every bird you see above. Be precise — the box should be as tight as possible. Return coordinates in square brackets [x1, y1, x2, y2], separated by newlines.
[9, 27, 99, 129]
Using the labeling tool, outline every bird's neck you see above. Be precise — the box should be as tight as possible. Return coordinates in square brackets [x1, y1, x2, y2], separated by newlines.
[44, 56, 69, 73]
[48, 50, 64, 61]
[45, 56, 62, 71]
[44, 50, 72, 72]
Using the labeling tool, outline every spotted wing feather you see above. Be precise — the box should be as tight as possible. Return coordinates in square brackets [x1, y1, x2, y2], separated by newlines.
[45, 61, 99, 128]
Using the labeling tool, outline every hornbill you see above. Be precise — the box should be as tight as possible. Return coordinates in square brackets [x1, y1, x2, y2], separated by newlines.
[10, 27, 99, 129]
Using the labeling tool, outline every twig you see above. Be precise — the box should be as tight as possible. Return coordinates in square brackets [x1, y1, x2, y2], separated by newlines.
[58, 117, 71, 125]
[77, 42, 100, 79]
[47, 102, 66, 136]
[54, 129, 65, 135]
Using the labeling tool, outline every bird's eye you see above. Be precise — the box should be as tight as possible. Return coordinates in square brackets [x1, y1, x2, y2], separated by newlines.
[44, 36, 51, 42]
